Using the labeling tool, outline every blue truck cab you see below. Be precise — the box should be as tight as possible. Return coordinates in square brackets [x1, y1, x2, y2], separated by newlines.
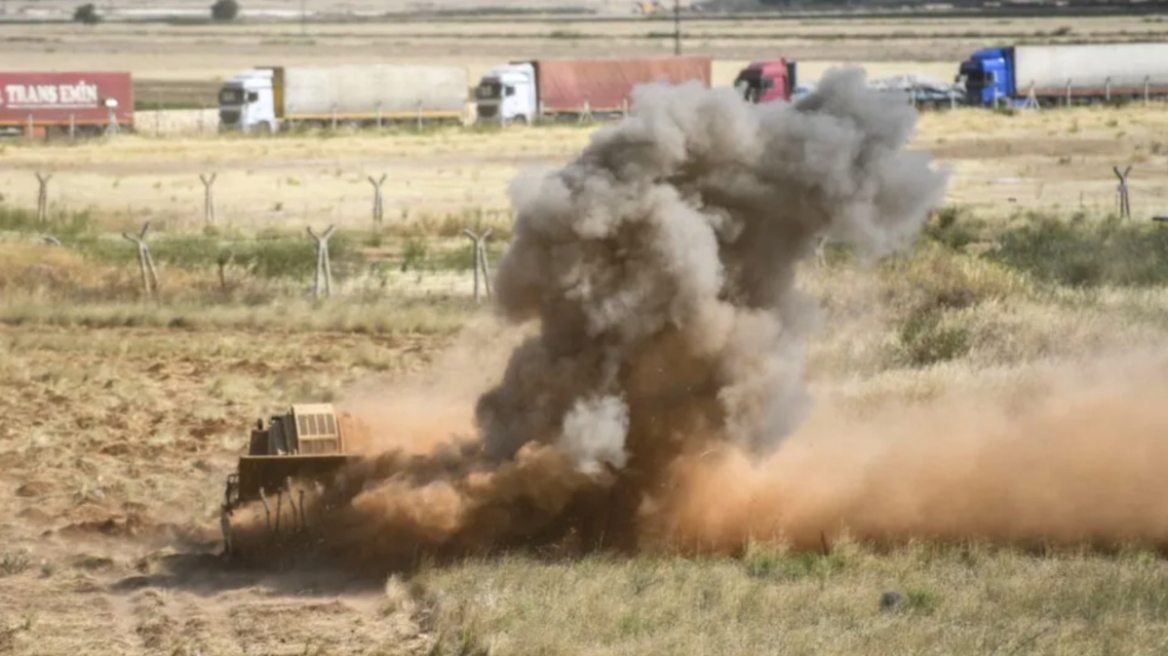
[958, 47, 1015, 107]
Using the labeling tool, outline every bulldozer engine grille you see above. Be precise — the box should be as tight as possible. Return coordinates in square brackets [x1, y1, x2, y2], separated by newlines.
[295, 410, 340, 455]
[297, 412, 336, 438]
[300, 437, 340, 454]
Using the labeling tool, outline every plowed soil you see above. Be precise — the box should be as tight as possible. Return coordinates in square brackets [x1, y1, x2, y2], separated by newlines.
[0, 325, 445, 655]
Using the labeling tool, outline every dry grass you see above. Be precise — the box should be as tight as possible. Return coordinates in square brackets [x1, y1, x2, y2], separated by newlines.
[410, 543, 1168, 656]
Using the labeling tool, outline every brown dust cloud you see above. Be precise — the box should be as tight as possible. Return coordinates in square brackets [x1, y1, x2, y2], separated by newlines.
[236, 68, 1168, 569]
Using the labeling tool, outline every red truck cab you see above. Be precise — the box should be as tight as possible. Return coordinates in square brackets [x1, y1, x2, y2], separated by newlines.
[734, 60, 797, 104]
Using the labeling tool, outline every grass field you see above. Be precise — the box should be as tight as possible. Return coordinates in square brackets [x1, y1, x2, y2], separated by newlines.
[3, 10, 1168, 656]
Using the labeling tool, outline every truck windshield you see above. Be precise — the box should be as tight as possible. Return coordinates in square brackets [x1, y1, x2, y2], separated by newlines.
[734, 71, 774, 102]
[475, 82, 502, 100]
[219, 88, 244, 105]
[959, 65, 987, 86]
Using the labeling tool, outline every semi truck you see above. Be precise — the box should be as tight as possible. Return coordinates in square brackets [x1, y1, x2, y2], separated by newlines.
[957, 42, 1168, 107]
[734, 59, 799, 104]
[0, 71, 133, 137]
[218, 64, 470, 133]
[473, 56, 712, 124]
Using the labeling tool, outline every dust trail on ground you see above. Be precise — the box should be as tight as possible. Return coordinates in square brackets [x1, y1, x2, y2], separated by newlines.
[651, 353, 1168, 554]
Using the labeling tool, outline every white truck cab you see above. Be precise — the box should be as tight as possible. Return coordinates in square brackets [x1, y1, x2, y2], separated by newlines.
[218, 68, 277, 133]
[474, 63, 537, 125]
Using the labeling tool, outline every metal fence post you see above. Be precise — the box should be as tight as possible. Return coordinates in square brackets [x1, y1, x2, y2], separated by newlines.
[1114, 165, 1132, 219]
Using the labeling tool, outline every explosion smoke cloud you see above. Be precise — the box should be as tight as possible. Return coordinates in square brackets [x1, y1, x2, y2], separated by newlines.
[236, 67, 956, 566]
[477, 66, 947, 472]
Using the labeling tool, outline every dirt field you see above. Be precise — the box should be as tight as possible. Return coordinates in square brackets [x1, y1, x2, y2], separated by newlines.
[4, 11, 1168, 656]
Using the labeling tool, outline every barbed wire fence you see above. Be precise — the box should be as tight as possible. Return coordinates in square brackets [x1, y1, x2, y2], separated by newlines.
[8, 107, 1168, 302]
[5, 167, 515, 302]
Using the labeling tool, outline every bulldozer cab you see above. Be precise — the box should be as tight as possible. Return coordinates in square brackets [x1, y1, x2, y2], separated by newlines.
[250, 403, 345, 457]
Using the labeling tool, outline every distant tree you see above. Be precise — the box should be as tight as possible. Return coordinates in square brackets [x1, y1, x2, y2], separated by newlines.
[210, 0, 239, 20]
[73, 3, 102, 24]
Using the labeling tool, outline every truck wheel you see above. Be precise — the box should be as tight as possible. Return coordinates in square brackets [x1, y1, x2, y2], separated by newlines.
[257, 121, 273, 135]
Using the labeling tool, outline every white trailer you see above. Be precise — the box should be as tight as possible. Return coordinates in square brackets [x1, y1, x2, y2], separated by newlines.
[958, 42, 1168, 107]
[1016, 43, 1168, 99]
[218, 64, 469, 133]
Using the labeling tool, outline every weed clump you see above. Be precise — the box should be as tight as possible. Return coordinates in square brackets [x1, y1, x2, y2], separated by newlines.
[990, 214, 1168, 287]
[742, 542, 850, 582]
[0, 552, 31, 577]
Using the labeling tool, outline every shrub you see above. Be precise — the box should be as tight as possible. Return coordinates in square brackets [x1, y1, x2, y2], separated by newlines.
[211, 0, 239, 20]
[0, 205, 97, 238]
[896, 307, 970, 367]
[73, 3, 102, 24]
[881, 241, 1031, 315]
[743, 543, 848, 582]
[990, 214, 1168, 288]
[924, 204, 984, 251]
[905, 587, 940, 614]
[401, 237, 428, 271]
[78, 231, 359, 282]
[0, 552, 31, 577]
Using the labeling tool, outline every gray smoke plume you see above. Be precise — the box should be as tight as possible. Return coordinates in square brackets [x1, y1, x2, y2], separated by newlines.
[475, 67, 947, 476]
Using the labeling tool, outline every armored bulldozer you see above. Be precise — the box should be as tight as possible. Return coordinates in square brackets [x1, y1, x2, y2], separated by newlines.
[220, 403, 364, 554]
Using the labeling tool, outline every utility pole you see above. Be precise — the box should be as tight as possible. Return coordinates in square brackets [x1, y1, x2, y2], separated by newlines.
[673, 0, 681, 55]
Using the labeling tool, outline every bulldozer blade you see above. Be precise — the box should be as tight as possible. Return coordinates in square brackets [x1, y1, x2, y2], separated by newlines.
[235, 454, 360, 505]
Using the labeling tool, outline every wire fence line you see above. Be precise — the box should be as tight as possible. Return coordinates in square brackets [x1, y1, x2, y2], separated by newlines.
[0, 164, 517, 234]
[8, 170, 1168, 241]
[945, 173, 1168, 221]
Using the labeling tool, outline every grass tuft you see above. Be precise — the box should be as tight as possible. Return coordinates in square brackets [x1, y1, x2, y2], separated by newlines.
[0, 552, 31, 577]
[743, 541, 849, 582]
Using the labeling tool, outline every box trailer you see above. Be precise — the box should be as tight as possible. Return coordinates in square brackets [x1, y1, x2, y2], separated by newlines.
[957, 42, 1168, 107]
[218, 64, 469, 133]
[474, 56, 712, 124]
[0, 71, 132, 137]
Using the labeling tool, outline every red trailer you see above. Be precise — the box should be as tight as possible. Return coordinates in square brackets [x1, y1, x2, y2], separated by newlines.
[536, 56, 712, 115]
[0, 71, 133, 137]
